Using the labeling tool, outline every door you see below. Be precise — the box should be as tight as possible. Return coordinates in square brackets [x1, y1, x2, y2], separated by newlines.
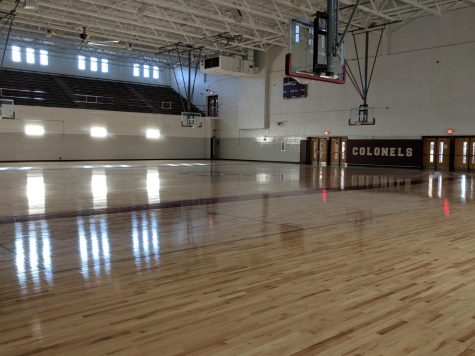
[454, 138, 470, 171]
[207, 95, 218, 117]
[340, 139, 348, 164]
[423, 138, 436, 169]
[300, 140, 310, 164]
[319, 138, 329, 166]
[470, 138, 475, 172]
[436, 137, 450, 170]
[330, 138, 341, 165]
[310, 138, 319, 164]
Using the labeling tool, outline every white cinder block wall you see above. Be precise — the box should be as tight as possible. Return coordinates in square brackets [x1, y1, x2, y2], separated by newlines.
[0, 106, 212, 161]
[196, 7, 475, 162]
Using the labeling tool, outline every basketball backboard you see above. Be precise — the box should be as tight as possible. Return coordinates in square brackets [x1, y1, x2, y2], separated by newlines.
[286, 17, 345, 84]
[0, 99, 15, 119]
[349, 106, 375, 126]
[181, 112, 202, 128]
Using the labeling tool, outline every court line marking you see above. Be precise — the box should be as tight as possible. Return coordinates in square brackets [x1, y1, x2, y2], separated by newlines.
[49, 205, 429, 275]
[0, 178, 431, 225]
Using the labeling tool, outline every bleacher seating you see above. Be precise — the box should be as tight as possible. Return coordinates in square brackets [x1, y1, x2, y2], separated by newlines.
[0, 69, 202, 115]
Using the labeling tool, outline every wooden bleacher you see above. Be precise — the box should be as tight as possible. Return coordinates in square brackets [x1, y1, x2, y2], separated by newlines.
[0, 69, 202, 115]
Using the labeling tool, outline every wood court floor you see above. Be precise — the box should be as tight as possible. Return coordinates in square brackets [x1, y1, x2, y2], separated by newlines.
[1, 160, 475, 355]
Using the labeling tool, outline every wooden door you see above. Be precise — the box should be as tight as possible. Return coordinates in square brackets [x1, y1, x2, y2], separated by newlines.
[310, 138, 319, 164]
[340, 139, 348, 164]
[207, 95, 218, 117]
[454, 138, 470, 171]
[423, 138, 436, 169]
[318, 138, 329, 166]
[469, 138, 475, 172]
[436, 137, 450, 170]
[330, 138, 341, 165]
[300, 140, 310, 164]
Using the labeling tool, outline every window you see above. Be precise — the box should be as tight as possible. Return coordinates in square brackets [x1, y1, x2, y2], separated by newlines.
[39, 50, 48, 66]
[143, 64, 150, 78]
[101, 58, 109, 73]
[133, 63, 140, 77]
[463, 141, 468, 164]
[438, 141, 444, 163]
[26, 48, 35, 64]
[78, 55, 86, 70]
[12, 46, 21, 62]
[90, 57, 98, 72]
[295, 24, 300, 43]
[153, 66, 159, 79]
[429, 141, 435, 163]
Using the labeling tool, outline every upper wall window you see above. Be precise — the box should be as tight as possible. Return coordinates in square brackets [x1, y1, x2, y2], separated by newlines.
[90, 57, 98, 72]
[78, 55, 86, 70]
[101, 58, 109, 73]
[26, 48, 35, 64]
[153, 66, 159, 79]
[133, 63, 140, 77]
[143, 64, 150, 78]
[12, 46, 21, 62]
[39, 50, 48, 66]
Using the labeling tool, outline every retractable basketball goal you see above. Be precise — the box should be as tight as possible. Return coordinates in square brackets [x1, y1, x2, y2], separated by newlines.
[181, 112, 202, 128]
[0, 99, 15, 119]
[285, 0, 387, 127]
[349, 105, 376, 126]
[286, 0, 346, 85]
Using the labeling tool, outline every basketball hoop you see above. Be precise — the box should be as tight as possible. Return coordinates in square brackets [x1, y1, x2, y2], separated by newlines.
[181, 112, 202, 128]
[348, 106, 375, 126]
[0, 99, 15, 119]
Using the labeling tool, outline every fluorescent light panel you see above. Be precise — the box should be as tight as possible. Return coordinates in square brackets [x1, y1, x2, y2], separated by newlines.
[90, 127, 107, 138]
[146, 128, 161, 139]
[25, 124, 45, 136]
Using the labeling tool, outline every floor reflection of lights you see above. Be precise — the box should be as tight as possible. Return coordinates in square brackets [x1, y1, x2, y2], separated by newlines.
[132, 212, 160, 269]
[77, 216, 111, 282]
[27, 172, 45, 215]
[15, 220, 52, 294]
[91, 169, 107, 209]
[428, 174, 433, 198]
[147, 168, 161, 204]
[460, 175, 467, 202]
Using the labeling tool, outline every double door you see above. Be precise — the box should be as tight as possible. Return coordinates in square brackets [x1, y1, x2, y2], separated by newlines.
[307, 137, 347, 166]
[330, 137, 348, 166]
[454, 138, 475, 171]
[423, 137, 475, 171]
[309, 138, 329, 166]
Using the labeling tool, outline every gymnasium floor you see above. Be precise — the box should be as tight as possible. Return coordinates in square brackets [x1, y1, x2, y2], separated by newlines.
[1, 160, 475, 355]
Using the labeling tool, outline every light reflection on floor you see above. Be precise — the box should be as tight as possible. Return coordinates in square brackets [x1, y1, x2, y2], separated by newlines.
[5, 163, 475, 296]
[15, 220, 52, 294]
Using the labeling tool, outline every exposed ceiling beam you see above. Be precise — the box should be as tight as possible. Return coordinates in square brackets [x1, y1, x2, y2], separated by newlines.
[397, 0, 441, 15]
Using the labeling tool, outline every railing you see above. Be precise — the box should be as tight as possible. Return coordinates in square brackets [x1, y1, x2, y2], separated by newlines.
[161, 101, 172, 109]
[73, 93, 114, 105]
[0, 87, 46, 101]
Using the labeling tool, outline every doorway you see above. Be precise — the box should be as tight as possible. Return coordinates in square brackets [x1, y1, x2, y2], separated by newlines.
[329, 137, 348, 166]
[207, 95, 218, 117]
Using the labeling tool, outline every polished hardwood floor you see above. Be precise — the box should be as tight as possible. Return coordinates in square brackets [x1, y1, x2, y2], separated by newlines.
[1, 160, 475, 355]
